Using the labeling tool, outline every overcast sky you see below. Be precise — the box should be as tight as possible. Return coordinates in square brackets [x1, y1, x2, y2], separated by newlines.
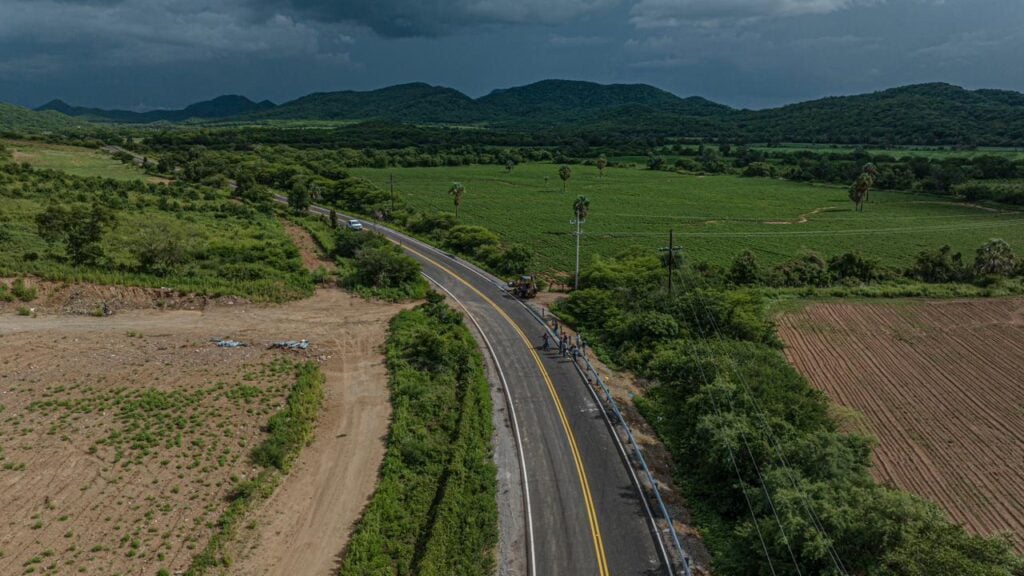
[1, 0, 1022, 110]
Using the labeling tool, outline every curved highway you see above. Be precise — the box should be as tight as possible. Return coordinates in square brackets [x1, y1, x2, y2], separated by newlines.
[300, 200, 669, 575]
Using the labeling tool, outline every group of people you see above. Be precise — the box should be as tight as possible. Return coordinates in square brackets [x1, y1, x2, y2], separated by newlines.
[540, 319, 585, 362]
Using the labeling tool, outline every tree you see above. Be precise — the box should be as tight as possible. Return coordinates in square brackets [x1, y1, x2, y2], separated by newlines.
[729, 250, 761, 285]
[573, 195, 590, 221]
[596, 156, 608, 178]
[862, 162, 879, 202]
[329, 208, 338, 229]
[572, 195, 590, 290]
[35, 203, 116, 266]
[974, 239, 1016, 277]
[287, 182, 310, 214]
[558, 165, 572, 192]
[352, 245, 421, 289]
[849, 172, 874, 212]
[132, 221, 190, 276]
[448, 182, 466, 219]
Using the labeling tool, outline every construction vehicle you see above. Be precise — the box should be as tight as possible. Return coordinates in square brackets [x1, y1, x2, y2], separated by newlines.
[509, 275, 538, 299]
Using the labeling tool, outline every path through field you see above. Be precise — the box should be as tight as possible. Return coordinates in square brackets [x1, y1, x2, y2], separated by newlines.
[778, 299, 1024, 550]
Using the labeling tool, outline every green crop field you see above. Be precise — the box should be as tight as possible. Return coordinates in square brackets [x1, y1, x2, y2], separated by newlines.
[351, 163, 1024, 273]
[3, 139, 163, 182]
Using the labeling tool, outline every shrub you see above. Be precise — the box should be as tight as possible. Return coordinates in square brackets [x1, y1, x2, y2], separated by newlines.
[729, 250, 761, 285]
[350, 245, 421, 289]
[828, 251, 884, 283]
[443, 225, 500, 257]
[909, 245, 968, 283]
[770, 252, 830, 287]
[741, 162, 776, 178]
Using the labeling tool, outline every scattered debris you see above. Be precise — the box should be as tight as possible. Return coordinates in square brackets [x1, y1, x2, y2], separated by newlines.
[211, 337, 247, 348]
[270, 339, 310, 350]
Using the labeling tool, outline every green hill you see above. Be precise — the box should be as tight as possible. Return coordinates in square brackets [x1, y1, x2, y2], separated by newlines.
[22, 80, 1024, 145]
[36, 95, 275, 123]
[256, 83, 488, 124]
[0, 102, 84, 132]
[737, 83, 1024, 145]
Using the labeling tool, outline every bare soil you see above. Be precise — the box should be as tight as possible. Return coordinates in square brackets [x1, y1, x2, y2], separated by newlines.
[283, 221, 337, 273]
[0, 288, 404, 575]
[777, 298, 1024, 550]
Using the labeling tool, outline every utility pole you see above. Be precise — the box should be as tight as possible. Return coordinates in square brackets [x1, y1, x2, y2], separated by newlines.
[571, 213, 584, 290]
[389, 173, 395, 212]
[660, 229, 682, 295]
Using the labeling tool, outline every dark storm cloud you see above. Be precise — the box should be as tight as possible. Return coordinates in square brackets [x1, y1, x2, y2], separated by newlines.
[0, 0, 1022, 110]
[251, 0, 619, 37]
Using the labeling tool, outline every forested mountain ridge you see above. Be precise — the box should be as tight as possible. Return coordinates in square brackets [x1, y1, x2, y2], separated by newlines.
[10, 80, 1024, 145]
[35, 95, 275, 123]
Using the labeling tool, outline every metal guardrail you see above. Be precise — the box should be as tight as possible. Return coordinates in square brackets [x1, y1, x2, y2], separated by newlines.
[515, 298, 694, 576]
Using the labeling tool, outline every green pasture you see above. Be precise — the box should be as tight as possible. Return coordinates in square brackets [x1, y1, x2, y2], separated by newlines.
[3, 139, 159, 182]
[351, 163, 1024, 273]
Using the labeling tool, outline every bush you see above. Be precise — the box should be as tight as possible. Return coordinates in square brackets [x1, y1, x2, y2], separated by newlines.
[249, 363, 324, 473]
[729, 250, 761, 285]
[443, 225, 501, 257]
[334, 228, 387, 259]
[828, 251, 884, 283]
[350, 245, 421, 289]
[741, 162, 776, 178]
[770, 252, 830, 287]
[909, 244, 969, 283]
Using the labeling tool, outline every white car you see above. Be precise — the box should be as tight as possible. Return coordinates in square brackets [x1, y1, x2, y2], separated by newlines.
[347, 219, 364, 231]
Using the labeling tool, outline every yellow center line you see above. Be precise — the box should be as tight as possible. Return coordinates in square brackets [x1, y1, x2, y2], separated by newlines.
[404, 244, 609, 576]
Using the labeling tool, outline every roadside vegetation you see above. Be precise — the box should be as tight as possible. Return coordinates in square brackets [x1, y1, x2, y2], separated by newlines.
[554, 254, 1024, 575]
[339, 292, 497, 576]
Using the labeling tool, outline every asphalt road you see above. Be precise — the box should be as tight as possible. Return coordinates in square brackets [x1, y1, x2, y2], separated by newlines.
[298, 201, 669, 576]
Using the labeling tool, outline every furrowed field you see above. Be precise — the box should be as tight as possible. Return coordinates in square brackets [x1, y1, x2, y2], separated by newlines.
[352, 163, 1024, 274]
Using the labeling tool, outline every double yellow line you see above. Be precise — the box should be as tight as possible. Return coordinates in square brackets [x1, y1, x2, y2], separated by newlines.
[405, 245, 609, 576]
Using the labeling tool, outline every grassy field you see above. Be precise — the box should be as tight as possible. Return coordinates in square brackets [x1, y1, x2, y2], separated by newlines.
[351, 163, 1024, 273]
[3, 139, 163, 182]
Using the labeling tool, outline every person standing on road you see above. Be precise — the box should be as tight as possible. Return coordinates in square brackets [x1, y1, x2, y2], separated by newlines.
[542, 332, 550, 350]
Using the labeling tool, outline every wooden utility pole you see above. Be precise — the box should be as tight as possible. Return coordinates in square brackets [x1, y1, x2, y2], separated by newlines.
[660, 229, 682, 295]
[390, 173, 395, 212]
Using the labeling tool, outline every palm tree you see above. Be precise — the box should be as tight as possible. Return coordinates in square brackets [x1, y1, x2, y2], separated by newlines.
[572, 195, 590, 290]
[573, 195, 590, 221]
[862, 162, 879, 203]
[849, 173, 872, 212]
[559, 165, 572, 192]
[449, 182, 465, 219]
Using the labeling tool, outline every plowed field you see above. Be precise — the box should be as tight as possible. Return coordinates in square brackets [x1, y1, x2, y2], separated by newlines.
[778, 299, 1024, 550]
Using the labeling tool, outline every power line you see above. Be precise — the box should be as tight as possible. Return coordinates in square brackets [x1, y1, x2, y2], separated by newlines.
[673, 240, 851, 575]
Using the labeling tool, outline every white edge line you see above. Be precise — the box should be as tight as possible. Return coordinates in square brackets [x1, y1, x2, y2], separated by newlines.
[421, 271, 537, 576]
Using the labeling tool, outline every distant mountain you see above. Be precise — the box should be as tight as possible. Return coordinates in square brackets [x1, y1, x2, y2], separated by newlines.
[480, 79, 732, 125]
[36, 95, 275, 123]
[24, 80, 1024, 145]
[0, 102, 84, 132]
[736, 83, 1024, 145]
[256, 83, 488, 124]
